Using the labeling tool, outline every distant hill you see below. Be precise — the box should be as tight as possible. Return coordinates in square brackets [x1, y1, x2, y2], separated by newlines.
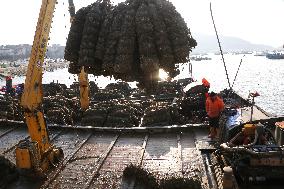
[1, 35, 276, 60]
[191, 33, 275, 54]
[0, 44, 64, 61]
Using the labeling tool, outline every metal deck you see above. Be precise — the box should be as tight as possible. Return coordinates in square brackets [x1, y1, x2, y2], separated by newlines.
[0, 124, 222, 189]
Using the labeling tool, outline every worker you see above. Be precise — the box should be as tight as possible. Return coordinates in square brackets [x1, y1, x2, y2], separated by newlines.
[202, 78, 210, 98]
[206, 91, 224, 139]
[15, 83, 24, 98]
[5, 76, 13, 96]
[202, 77, 210, 91]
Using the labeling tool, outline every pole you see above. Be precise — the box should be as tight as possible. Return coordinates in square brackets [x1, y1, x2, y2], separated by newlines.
[189, 62, 192, 78]
[250, 96, 255, 122]
[210, 2, 231, 89]
[232, 55, 245, 88]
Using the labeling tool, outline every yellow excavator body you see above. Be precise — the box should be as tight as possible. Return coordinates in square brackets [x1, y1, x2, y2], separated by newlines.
[16, 0, 89, 175]
[16, 0, 62, 174]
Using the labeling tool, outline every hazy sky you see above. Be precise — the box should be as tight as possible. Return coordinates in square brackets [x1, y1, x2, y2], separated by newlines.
[0, 0, 283, 47]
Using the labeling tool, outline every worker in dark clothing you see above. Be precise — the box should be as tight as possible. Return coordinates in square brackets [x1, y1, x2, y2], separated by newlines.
[15, 83, 24, 98]
[206, 92, 224, 139]
[5, 76, 14, 96]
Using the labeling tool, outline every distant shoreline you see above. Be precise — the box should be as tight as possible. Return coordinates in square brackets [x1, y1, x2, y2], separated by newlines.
[0, 60, 69, 77]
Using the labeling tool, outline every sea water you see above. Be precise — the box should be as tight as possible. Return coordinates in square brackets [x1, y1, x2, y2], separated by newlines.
[187, 54, 284, 117]
[0, 54, 283, 116]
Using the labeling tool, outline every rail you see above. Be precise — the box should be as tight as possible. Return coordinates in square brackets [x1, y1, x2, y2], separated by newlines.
[40, 133, 93, 188]
[85, 134, 120, 189]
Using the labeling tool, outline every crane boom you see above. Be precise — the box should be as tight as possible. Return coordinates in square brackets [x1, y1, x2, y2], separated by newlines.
[16, 0, 63, 175]
[21, 0, 54, 110]
[15, 0, 89, 176]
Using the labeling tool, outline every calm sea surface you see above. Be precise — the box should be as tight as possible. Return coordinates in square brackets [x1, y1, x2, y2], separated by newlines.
[1, 54, 283, 116]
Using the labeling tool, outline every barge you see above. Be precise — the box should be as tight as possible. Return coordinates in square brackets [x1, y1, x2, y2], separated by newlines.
[1, 85, 283, 189]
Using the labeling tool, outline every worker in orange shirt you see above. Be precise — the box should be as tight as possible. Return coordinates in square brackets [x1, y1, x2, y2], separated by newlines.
[206, 92, 224, 139]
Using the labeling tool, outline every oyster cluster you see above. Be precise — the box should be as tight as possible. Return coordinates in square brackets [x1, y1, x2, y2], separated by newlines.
[81, 99, 143, 127]
[0, 156, 18, 189]
[141, 101, 187, 127]
[0, 95, 23, 121]
[178, 84, 209, 122]
[43, 95, 81, 125]
[65, 0, 196, 92]
[122, 164, 202, 189]
[41, 83, 83, 125]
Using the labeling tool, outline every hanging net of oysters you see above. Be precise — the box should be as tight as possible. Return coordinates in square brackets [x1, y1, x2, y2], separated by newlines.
[65, 0, 197, 93]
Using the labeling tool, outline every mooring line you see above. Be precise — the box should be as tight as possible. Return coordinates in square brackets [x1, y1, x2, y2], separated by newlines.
[232, 55, 245, 88]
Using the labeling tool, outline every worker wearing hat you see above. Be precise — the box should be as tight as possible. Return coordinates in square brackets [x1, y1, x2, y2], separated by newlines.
[202, 78, 210, 98]
[206, 91, 224, 139]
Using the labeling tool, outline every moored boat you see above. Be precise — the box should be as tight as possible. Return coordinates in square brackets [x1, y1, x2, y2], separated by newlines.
[266, 52, 284, 59]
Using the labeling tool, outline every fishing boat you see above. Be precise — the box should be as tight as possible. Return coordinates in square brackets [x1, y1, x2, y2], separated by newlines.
[254, 51, 267, 56]
[266, 52, 284, 59]
[1, 81, 284, 189]
[190, 55, 212, 61]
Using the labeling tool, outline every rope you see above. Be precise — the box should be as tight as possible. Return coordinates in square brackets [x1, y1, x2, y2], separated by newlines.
[210, 2, 231, 89]
[232, 55, 245, 88]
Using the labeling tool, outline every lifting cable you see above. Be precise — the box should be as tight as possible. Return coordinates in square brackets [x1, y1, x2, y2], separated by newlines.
[210, 2, 231, 89]
[232, 55, 245, 88]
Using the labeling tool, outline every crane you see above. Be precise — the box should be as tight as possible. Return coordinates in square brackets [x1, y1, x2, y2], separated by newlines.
[15, 0, 89, 175]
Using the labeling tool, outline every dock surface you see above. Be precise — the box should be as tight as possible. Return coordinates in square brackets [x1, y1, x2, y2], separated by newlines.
[1, 125, 221, 189]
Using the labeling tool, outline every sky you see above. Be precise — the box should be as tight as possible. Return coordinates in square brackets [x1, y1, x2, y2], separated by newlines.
[0, 0, 283, 48]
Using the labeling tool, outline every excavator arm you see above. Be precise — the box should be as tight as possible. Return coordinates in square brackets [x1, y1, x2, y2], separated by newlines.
[16, 0, 89, 175]
[16, 0, 63, 175]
